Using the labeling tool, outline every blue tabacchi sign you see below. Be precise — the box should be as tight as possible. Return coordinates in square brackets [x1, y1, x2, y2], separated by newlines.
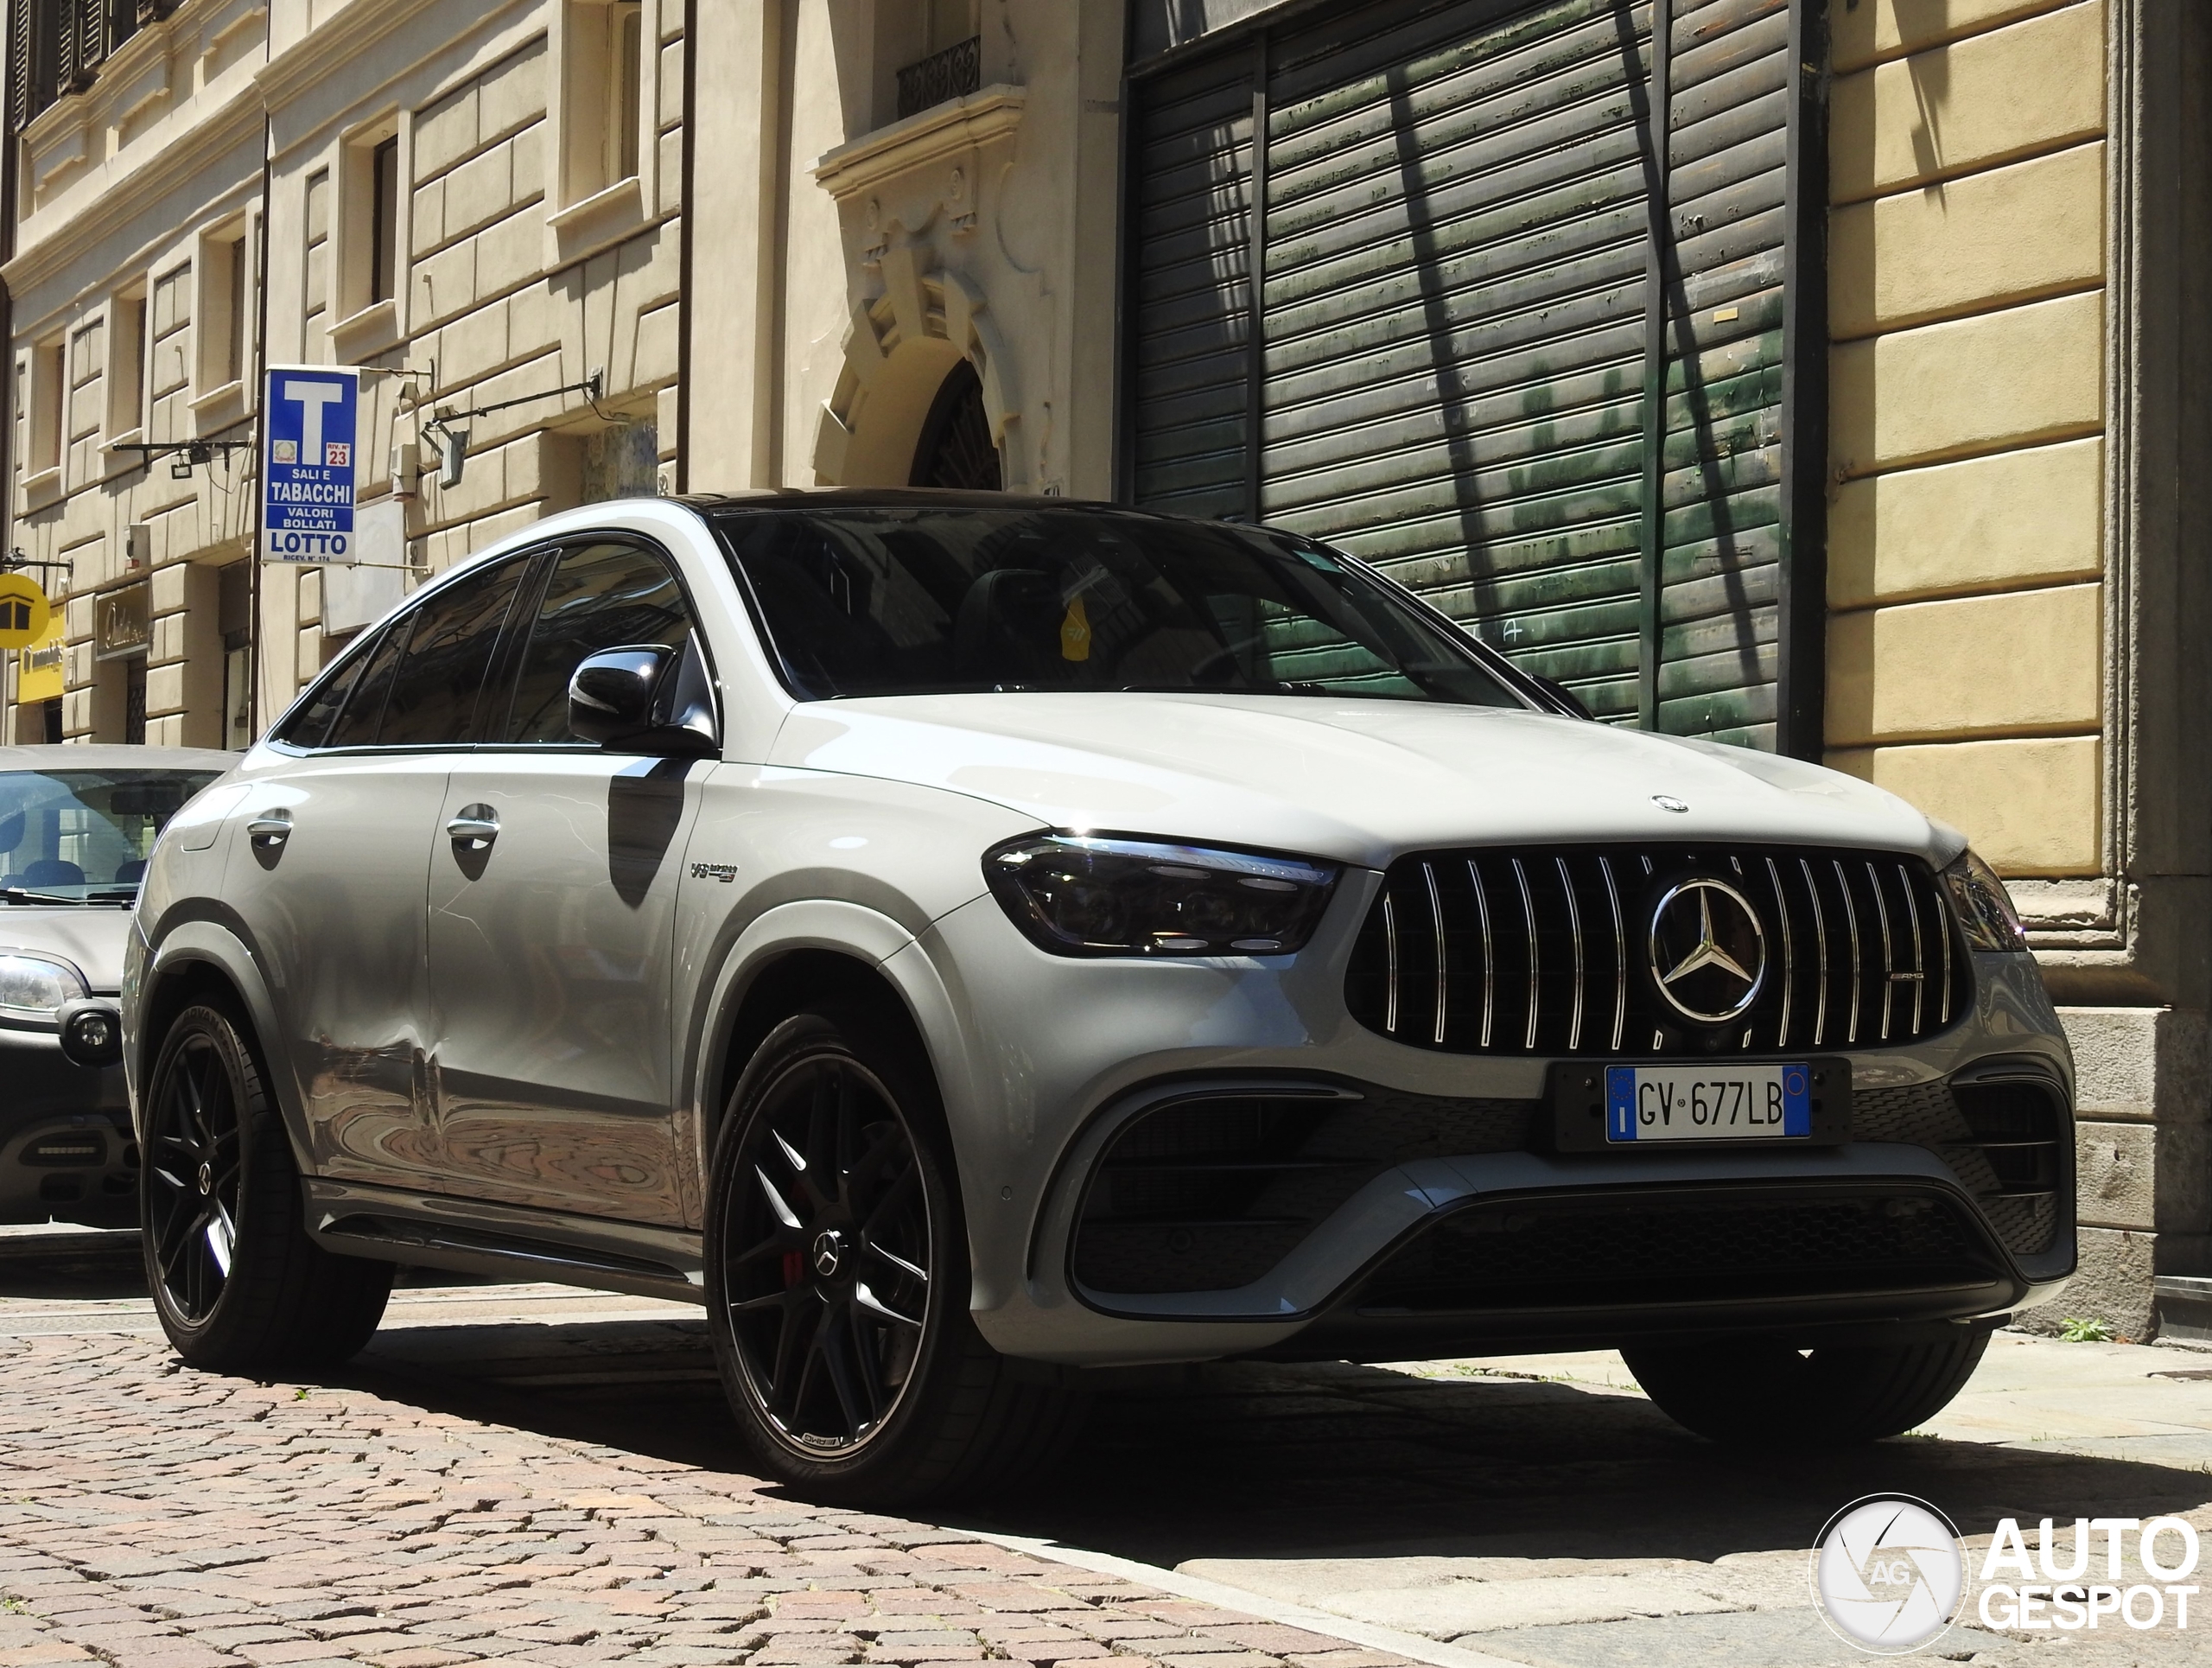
[263, 366, 360, 563]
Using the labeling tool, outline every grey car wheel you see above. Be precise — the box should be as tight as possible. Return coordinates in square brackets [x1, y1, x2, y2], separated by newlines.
[705, 1004, 1085, 1503]
[142, 1000, 392, 1373]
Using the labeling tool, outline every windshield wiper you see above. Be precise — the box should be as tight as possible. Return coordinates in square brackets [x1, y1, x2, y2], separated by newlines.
[2, 887, 137, 907]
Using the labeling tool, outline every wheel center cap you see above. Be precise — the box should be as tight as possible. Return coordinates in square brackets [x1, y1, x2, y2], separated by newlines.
[811, 1229, 844, 1279]
[196, 1162, 212, 1197]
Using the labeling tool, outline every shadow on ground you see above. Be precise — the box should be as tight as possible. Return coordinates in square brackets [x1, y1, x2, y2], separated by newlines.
[11, 1245, 2208, 1572]
[351, 1310, 2212, 1569]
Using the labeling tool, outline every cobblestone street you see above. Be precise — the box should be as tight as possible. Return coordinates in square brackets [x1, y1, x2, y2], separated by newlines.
[3, 1238, 2211, 1668]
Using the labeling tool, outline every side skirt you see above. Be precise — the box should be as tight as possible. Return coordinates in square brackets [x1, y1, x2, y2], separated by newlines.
[302, 1177, 706, 1305]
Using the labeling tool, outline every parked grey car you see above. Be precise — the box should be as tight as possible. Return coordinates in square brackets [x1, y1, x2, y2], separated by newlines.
[125, 493, 2073, 1503]
[0, 747, 232, 1226]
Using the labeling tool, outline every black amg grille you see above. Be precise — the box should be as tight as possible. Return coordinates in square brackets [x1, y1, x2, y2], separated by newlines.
[1345, 844, 1971, 1058]
[1357, 1188, 2006, 1314]
[1072, 1088, 1535, 1296]
[1855, 1078, 2066, 1259]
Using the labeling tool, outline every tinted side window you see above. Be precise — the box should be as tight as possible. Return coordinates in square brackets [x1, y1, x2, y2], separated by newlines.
[321, 621, 412, 748]
[282, 640, 375, 749]
[378, 557, 531, 747]
[503, 543, 696, 744]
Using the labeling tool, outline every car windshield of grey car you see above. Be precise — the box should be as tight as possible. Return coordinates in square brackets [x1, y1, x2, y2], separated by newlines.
[0, 771, 224, 903]
[714, 506, 1529, 705]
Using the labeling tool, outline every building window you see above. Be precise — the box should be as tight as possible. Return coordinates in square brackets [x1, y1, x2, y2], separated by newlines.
[8, 1, 143, 130]
[149, 262, 191, 431]
[197, 226, 251, 394]
[370, 137, 399, 303]
[560, 1, 643, 205]
[896, 2, 981, 119]
[41, 699, 61, 746]
[67, 319, 101, 483]
[338, 121, 403, 322]
[107, 289, 146, 438]
[27, 338, 64, 480]
[302, 169, 331, 358]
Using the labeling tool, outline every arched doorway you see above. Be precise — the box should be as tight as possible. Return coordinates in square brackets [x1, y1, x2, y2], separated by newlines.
[909, 360, 1002, 490]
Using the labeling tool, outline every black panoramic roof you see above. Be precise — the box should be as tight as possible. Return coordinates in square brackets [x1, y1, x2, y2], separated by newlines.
[679, 487, 1153, 517]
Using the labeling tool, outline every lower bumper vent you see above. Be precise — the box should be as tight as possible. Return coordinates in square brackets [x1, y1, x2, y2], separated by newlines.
[1357, 1187, 2007, 1314]
[1072, 1087, 1535, 1296]
[1854, 1077, 2066, 1259]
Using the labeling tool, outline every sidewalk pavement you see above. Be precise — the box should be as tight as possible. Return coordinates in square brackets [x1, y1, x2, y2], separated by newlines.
[1, 1239, 2209, 1668]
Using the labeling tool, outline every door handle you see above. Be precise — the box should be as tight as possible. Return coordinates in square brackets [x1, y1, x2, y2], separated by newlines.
[246, 814, 291, 849]
[446, 805, 500, 850]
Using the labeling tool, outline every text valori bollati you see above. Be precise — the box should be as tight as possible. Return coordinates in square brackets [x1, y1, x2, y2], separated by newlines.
[1977, 1516, 2199, 1631]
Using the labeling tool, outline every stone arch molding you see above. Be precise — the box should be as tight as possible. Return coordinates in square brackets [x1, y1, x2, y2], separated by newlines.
[810, 245, 1028, 491]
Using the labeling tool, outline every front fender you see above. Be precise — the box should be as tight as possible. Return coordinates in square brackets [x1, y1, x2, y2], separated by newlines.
[126, 916, 311, 1168]
[677, 895, 986, 1257]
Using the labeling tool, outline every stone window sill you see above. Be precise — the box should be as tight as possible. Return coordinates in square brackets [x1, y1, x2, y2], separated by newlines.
[548, 176, 645, 252]
[331, 299, 400, 363]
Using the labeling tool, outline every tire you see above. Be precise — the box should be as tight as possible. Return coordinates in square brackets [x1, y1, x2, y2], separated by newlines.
[704, 1004, 1084, 1505]
[1623, 1327, 1992, 1446]
[141, 999, 393, 1373]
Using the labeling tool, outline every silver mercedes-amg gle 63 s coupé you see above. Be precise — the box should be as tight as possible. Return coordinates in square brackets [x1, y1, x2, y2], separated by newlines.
[124, 492, 2072, 1502]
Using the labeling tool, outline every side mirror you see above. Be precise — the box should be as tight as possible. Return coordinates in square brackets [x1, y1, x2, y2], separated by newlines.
[568, 640, 720, 755]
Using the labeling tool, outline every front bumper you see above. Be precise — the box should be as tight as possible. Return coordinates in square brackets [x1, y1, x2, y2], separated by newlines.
[0, 1029, 137, 1228]
[913, 892, 2073, 1366]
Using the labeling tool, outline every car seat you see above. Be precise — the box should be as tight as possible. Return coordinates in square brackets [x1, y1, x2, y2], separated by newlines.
[951, 569, 1065, 687]
[21, 859, 86, 888]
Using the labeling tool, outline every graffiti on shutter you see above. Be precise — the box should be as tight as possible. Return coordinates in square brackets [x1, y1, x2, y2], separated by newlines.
[1124, 0, 1822, 752]
[1261, 0, 1655, 724]
[1654, 0, 1793, 746]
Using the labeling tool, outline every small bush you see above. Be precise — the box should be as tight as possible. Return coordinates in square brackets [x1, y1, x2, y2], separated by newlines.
[2058, 1315, 2118, 1343]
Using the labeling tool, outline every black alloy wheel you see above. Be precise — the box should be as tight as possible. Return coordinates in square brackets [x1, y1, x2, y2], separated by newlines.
[706, 1005, 1088, 1503]
[721, 1040, 935, 1455]
[140, 1001, 392, 1372]
[145, 1022, 245, 1322]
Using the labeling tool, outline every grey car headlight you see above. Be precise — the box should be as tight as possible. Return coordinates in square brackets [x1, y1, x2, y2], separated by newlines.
[0, 952, 89, 1022]
[1941, 850, 2027, 953]
[984, 832, 1340, 957]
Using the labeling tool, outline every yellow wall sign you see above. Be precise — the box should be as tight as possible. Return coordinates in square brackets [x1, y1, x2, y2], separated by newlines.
[16, 609, 65, 703]
[0, 574, 51, 653]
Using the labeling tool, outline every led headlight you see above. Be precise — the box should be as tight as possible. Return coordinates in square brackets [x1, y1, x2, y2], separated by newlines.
[1941, 849, 2027, 952]
[0, 952, 89, 1021]
[984, 833, 1339, 958]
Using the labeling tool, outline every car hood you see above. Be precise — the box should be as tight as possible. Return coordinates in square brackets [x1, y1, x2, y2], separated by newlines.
[0, 906, 131, 992]
[768, 693, 1955, 870]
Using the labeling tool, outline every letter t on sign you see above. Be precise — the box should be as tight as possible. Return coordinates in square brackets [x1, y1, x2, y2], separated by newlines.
[284, 379, 346, 462]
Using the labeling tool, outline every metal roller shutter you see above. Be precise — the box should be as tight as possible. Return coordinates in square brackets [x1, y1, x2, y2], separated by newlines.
[1122, 0, 1826, 754]
[1126, 52, 1257, 522]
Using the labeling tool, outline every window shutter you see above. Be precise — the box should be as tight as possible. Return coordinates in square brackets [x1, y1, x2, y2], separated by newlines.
[79, 0, 109, 75]
[9, 3, 35, 132]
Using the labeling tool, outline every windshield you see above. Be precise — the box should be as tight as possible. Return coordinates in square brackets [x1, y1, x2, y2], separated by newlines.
[0, 770, 225, 901]
[712, 506, 1529, 706]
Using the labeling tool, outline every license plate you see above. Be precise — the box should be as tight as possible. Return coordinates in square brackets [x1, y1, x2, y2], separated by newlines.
[1605, 1062, 1811, 1143]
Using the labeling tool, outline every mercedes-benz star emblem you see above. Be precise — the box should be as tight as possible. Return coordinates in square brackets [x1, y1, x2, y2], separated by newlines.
[810, 1229, 844, 1279]
[1649, 878, 1767, 1023]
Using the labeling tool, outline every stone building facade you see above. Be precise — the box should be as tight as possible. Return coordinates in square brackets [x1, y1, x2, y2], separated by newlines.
[3, 0, 683, 747]
[4, 0, 2207, 1334]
